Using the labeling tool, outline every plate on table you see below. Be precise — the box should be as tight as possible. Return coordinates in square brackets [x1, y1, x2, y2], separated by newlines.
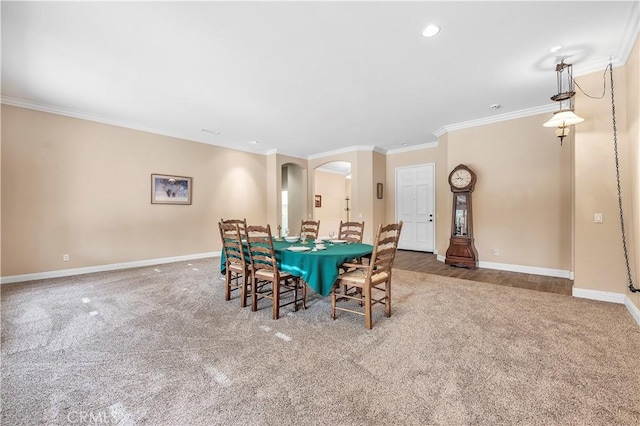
[330, 239, 348, 244]
[287, 246, 311, 252]
[284, 236, 300, 243]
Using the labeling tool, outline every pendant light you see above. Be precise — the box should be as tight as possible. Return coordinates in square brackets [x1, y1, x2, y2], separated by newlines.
[543, 60, 584, 144]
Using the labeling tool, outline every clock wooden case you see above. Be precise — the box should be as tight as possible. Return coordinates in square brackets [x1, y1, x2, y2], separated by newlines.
[445, 164, 479, 269]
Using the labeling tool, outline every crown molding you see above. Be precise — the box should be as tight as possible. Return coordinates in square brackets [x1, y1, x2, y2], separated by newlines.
[0, 96, 270, 157]
[385, 141, 438, 155]
[263, 148, 307, 160]
[617, 0, 640, 66]
[574, 2, 638, 76]
[307, 145, 381, 160]
[433, 104, 558, 137]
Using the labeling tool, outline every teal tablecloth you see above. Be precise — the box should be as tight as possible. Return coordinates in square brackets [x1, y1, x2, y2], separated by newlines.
[219, 239, 373, 296]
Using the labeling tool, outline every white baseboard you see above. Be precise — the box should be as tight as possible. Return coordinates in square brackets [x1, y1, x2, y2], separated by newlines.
[435, 255, 572, 279]
[1, 252, 221, 284]
[573, 287, 640, 327]
[434, 255, 639, 326]
[572, 287, 626, 304]
[624, 296, 640, 326]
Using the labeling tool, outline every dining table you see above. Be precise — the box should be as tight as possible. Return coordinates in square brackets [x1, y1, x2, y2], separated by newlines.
[219, 238, 373, 296]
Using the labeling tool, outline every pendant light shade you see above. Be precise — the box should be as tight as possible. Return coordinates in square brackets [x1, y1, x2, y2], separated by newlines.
[543, 110, 585, 128]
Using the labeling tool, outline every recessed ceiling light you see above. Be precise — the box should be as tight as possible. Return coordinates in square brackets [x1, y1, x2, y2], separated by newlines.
[401, 143, 408, 146]
[200, 128, 220, 135]
[250, 141, 259, 144]
[422, 25, 441, 37]
[550, 45, 562, 53]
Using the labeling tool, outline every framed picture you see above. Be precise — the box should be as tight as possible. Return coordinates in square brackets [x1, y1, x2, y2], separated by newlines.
[151, 174, 192, 205]
[314, 194, 322, 208]
[377, 183, 384, 199]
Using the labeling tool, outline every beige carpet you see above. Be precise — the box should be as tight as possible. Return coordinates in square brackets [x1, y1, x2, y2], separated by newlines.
[2, 258, 639, 425]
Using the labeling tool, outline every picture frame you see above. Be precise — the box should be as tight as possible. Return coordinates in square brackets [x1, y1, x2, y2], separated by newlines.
[377, 183, 384, 199]
[151, 174, 192, 205]
[314, 194, 322, 208]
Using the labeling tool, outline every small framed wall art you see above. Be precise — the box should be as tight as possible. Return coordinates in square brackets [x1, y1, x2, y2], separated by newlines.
[151, 174, 192, 205]
[377, 183, 384, 199]
[314, 194, 322, 208]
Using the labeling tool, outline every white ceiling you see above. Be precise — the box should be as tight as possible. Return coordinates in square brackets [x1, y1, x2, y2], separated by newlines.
[2, 1, 638, 159]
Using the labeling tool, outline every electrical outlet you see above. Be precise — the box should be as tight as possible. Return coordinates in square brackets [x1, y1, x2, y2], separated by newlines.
[493, 249, 499, 256]
[594, 213, 603, 223]
[63, 254, 70, 261]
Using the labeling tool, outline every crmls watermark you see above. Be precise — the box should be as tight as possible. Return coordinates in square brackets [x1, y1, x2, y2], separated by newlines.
[67, 410, 113, 424]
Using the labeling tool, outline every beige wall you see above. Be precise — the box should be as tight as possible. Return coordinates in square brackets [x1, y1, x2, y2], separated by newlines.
[446, 116, 572, 270]
[1, 105, 267, 276]
[628, 36, 640, 310]
[573, 63, 634, 294]
[372, 151, 386, 239]
[314, 170, 348, 236]
[386, 118, 572, 273]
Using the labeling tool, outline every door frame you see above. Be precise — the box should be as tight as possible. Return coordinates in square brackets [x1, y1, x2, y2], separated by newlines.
[395, 163, 436, 252]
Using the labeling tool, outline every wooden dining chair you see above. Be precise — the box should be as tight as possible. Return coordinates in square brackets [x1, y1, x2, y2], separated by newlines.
[246, 224, 306, 320]
[221, 217, 247, 238]
[331, 221, 403, 329]
[338, 221, 365, 243]
[300, 220, 320, 240]
[218, 221, 251, 307]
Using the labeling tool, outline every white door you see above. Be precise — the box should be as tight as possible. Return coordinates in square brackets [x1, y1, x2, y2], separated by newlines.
[396, 164, 435, 252]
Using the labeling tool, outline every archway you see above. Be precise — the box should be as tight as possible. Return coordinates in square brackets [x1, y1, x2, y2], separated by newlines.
[281, 163, 306, 237]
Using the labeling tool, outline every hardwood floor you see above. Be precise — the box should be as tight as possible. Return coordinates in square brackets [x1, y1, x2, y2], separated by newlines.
[394, 250, 573, 296]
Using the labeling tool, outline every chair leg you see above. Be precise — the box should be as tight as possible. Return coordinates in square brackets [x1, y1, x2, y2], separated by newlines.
[240, 273, 248, 308]
[385, 280, 391, 317]
[300, 280, 307, 310]
[272, 280, 280, 320]
[364, 285, 372, 330]
[251, 272, 258, 312]
[225, 269, 232, 301]
[331, 286, 337, 320]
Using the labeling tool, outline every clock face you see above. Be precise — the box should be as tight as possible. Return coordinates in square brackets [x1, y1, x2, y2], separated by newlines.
[451, 168, 472, 189]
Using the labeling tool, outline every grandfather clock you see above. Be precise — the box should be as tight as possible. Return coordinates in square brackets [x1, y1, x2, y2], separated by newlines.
[445, 164, 479, 269]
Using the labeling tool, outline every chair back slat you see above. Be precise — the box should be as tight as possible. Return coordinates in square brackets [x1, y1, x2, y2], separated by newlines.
[221, 218, 247, 238]
[246, 225, 277, 273]
[367, 222, 403, 280]
[219, 222, 247, 270]
[300, 220, 320, 240]
[338, 221, 365, 243]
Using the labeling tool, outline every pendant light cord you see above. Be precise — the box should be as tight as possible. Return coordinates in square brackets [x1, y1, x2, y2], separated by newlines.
[608, 63, 639, 293]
